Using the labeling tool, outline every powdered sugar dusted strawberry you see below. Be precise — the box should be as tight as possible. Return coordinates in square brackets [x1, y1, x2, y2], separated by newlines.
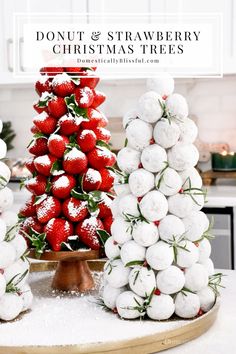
[88, 147, 116, 170]
[98, 193, 112, 218]
[58, 114, 82, 135]
[81, 108, 106, 129]
[75, 87, 94, 108]
[25, 157, 36, 174]
[33, 102, 48, 114]
[24, 175, 48, 196]
[62, 197, 88, 222]
[82, 168, 102, 191]
[20, 216, 43, 236]
[35, 76, 52, 96]
[79, 72, 100, 89]
[48, 96, 67, 118]
[103, 215, 112, 234]
[36, 196, 61, 223]
[99, 168, 115, 191]
[48, 134, 69, 158]
[91, 90, 106, 108]
[44, 218, 73, 251]
[51, 174, 76, 199]
[34, 154, 57, 176]
[28, 137, 48, 156]
[18, 195, 36, 218]
[63, 147, 88, 174]
[75, 216, 104, 250]
[93, 127, 111, 143]
[76, 129, 96, 152]
[33, 112, 57, 135]
[52, 73, 75, 97]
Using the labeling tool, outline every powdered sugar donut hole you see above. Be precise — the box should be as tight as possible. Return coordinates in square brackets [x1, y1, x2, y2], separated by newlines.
[0, 293, 23, 321]
[116, 291, 145, 319]
[184, 263, 209, 292]
[10, 233, 27, 259]
[175, 292, 200, 319]
[168, 142, 199, 171]
[141, 144, 167, 173]
[117, 147, 141, 174]
[200, 258, 215, 275]
[179, 167, 202, 189]
[19, 283, 33, 311]
[156, 266, 185, 294]
[153, 119, 180, 149]
[118, 194, 139, 217]
[0, 161, 11, 189]
[103, 283, 126, 310]
[137, 91, 163, 123]
[198, 238, 211, 263]
[129, 267, 156, 297]
[146, 74, 174, 97]
[132, 221, 159, 247]
[111, 216, 132, 245]
[113, 183, 131, 197]
[105, 236, 120, 259]
[197, 286, 216, 312]
[146, 241, 174, 270]
[0, 219, 7, 242]
[0, 187, 14, 211]
[126, 119, 153, 151]
[191, 193, 205, 212]
[0, 210, 18, 228]
[176, 240, 199, 268]
[158, 215, 185, 242]
[110, 196, 121, 218]
[139, 191, 168, 221]
[104, 259, 130, 288]
[178, 117, 198, 144]
[147, 294, 175, 320]
[0, 120, 3, 134]
[0, 273, 6, 297]
[182, 211, 209, 242]
[0, 241, 16, 268]
[168, 193, 194, 218]
[155, 167, 182, 196]
[128, 169, 154, 197]
[120, 240, 146, 266]
[0, 139, 7, 159]
[165, 93, 188, 120]
[123, 109, 138, 129]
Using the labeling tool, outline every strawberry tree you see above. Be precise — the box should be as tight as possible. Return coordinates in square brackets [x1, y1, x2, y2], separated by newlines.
[19, 67, 116, 255]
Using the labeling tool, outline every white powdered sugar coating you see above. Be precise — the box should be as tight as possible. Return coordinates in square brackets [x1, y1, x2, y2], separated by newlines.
[37, 196, 57, 220]
[37, 75, 50, 84]
[59, 114, 83, 127]
[78, 87, 92, 104]
[67, 199, 87, 218]
[53, 175, 70, 190]
[168, 142, 199, 171]
[34, 155, 51, 167]
[80, 129, 96, 140]
[85, 169, 102, 184]
[126, 119, 153, 151]
[33, 111, 48, 122]
[64, 147, 85, 161]
[153, 119, 180, 149]
[52, 72, 71, 85]
[137, 91, 163, 123]
[146, 74, 174, 97]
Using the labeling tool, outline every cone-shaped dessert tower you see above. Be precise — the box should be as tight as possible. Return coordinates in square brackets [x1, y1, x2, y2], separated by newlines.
[0, 120, 32, 321]
[103, 75, 222, 320]
[20, 67, 115, 257]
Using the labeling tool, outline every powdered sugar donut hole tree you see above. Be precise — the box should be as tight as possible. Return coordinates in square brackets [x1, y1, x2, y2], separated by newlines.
[20, 67, 116, 292]
[0, 119, 32, 321]
[103, 74, 223, 320]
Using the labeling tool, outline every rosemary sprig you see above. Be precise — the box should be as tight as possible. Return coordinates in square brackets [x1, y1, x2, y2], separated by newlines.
[164, 234, 190, 263]
[107, 166, 129, 184]
[181, 177, 207, 206]
[6, 269, 29, 294]
[158, 100, 184, 124]
[195, 217, 215, 242]
[123, 206, 149, 234]
[104, 259, 119, 275]
[180, 287, 196, 296]
[4, 221, 21, 242]
[156, 161, 169, 189]
[208, 273, 225, 296]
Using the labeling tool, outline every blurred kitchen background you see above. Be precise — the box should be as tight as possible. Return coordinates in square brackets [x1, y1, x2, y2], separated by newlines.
[0, 0, 236, 270]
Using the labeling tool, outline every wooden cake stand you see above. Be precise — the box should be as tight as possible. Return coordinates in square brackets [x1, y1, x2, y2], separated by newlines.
[29, 249, 99, 292]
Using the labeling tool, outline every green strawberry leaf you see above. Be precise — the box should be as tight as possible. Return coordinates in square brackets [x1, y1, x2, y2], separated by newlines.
[50, 160, 64, 176]
[97, 229, 110, 246]
[34, 194, 47, 205]
[26, 232, 47, 258]
[96, 140, 111, 150]
[71, 188, 89, 201]
[125, 260, 144, 267]
[65, 94, 88, 118]
[46, 179, 52, 193]
[89, 190, 103, 202]
[37, 92, 54, 108]
[124, 138, 128, 147]
[70, 77, 80, 85]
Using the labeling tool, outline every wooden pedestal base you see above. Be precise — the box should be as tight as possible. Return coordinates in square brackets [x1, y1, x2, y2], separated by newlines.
[52, 259, 94, 292]
[29, 249, 99, 292]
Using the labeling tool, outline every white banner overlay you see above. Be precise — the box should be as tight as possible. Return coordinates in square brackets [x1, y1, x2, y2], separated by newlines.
[13, 13, 222, 78]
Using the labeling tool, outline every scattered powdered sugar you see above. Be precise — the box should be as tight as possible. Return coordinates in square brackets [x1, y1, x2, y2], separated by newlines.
[53, 175, 70, 190]
[34, 111, 48, 122]
[34, 155, 51, 167]
[48, 134, 63, 143]
[40, 91, 52, 100]
[37, 75, 50, 84]
[85, 169, 101, 183]
[52, 73, 71, 85]
[0, 271, 191, 346]
[82, 216, 98, 231]
[24, 177, 37, 187]
[80, 129, 96, 140]
[64, 147, 85, 161]
[96, 147, 111, 159]
[68, 199, 87, 218]
[37, 197, 56, 219]
[79, 87, 92, 104]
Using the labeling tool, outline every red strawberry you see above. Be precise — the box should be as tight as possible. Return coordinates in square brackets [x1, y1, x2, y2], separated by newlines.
[25, 157, 36, 174]
[34, 154, 57, 176]
[82, 168, 102, 192]
[33, 102, 48, 114]
[48, 134, 69, 158]
[99, 168, 115, 191]
[33, 113, 57, 135]
[91, 90, 106, 108]
[52, 73, 75, 97]
[87, 147, 116, 170]
[63, 147, 88, 174]
[58, 114, 81, 135]
[62, 197, 88, 222]
[40, 67, 64, 76]
[18, 195, 36, 217]
[75, 87, 94, 108]
[102, 215, 112, 234]
[93, 127, 111, 143]
[31, 125, 41, 134]
[98, 194, 112, 218]
[81, 108, 105, 130]
[48, 96, 67, 118]
[64, 67, 82, 74]
[76, 129, 96, 152]
[25, 175, 47, 196]
[35, 77, 52, 95]
[79, 72, 100, 89]
[75, 217, 104, 250]
[51, 174, 76, 199]
[44, 218, 73, 251]
[20, 216, 43, 235]
[28, 137, 48, 156]
[36, 196, 61, 223]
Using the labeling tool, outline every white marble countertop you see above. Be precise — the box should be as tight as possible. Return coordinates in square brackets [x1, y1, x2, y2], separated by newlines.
[163, 269, 236, 354]
[205, 185, 236, 208]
